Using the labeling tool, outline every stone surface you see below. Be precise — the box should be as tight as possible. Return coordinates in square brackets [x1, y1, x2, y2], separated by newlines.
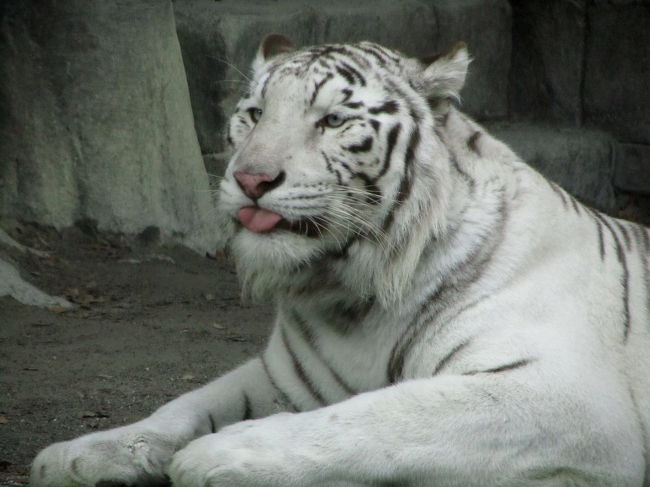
[509, 0, 585, 123]
[0, 258, 72, 309]
[583, 2, 650, 144]
[173, 0, 511, 155]
[425, 0, 511, 121]
[487, 122, 617, 213]
[0, 1, 217, 252]
[174, 11, 229, 155]
[615, 144, 650, 195]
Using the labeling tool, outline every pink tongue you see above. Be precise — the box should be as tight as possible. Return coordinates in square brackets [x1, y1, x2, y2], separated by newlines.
[237, 207, 283, 233]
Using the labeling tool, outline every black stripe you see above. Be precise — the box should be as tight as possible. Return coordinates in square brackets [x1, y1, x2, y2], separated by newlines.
[310, 73, 334, 106]
[281, 327, 326, 406]
[321, 150, 337, 180]
[615, 220, 632, 251]
[369, 119, 381, 132]
[369, 100, 399, 115]
[290, 310, 357, 395]
[632, 224, 650, 254]
[261, 355, 300, 412]
[319, 45, 360, 61]
[464, 359, 534, 375]
[641, 226, 650, 253]
[260, 64, 281, 98]
[341, 88, 353, 103]
[360, 44, 400, 64]
[377, 123, 401, 180]
[260, 74, 272, 99]
[450, 153, 476, 193]
[404, 127, 420, 169]
[357, 45, 387, 67]
[340, 61, 366, 86]
[549, 181, 568, 209]
[242, 393, 253, 420]
[467, 131, 481, 154]
[432, 340, 471, 375]
[594, 216, 606, 261]
[344, 137, 373, 153]
[569, 195, 582, 215]
[317, 58, 331, 70]
[335, 65, 355, 85]
[208, 413, 216, 433]
[594, 213, 631, 341]
[388, 192, 508, 383]
[383, 127, 419, 232]
[344, 101, 364, 109]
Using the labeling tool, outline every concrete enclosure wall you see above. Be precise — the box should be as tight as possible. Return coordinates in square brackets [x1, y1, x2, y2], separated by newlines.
[0, 1, 215, 251]
[1, 0, 648, 247]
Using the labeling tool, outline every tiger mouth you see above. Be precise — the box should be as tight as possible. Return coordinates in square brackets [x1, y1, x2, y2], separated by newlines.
[236, 206, 322, 238]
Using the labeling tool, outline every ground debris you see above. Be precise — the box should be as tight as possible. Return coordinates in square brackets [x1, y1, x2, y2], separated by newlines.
[80, 411, 110, 419]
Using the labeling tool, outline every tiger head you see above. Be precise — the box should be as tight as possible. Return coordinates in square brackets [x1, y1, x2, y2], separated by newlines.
[218, 34, 470, 304]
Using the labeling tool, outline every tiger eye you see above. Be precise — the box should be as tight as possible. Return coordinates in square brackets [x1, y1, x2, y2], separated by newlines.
[248, 107, 263, 123]
[323, 113, 345, 128]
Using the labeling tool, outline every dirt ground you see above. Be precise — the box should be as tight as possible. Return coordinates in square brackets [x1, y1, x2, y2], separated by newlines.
[0, 222, 272, 486]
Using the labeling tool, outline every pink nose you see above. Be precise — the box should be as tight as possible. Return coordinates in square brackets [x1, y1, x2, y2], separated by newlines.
[233, 170, 285, 200]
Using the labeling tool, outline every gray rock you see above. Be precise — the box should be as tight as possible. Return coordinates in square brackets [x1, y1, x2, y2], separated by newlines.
[615, 144, 650, 195]
[509, 0, 585, 123]
[0, 258, 72, 309]
[203, 153, 230, 190]
[174, 12, 229, 155]
[173, 0, 511, 156]
[486, 122, 617, 213]
[0, 228, 48, 257]
[425, 0, 512, 121]
[583, 2, 650, 144]
[0, 0, 217, 252]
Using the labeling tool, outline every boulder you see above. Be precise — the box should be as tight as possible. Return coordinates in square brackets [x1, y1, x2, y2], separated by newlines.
[615, 144, 650, 195]
[0, 0, 217, 252]
[487, 122, 617, 213]
[583, 2, 650, 144]
[425, 0, 511, 121]
[509, 0, 585, 123]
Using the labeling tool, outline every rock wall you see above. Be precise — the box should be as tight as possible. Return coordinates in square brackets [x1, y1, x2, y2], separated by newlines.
[509, 0, 650, 199]
[0, 0, 216, 252]
[174, 0, 512, 155]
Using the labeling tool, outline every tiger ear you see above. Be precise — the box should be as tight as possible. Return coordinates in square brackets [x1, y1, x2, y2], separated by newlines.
[252, 33, 295, 73]
[418, 42, 470, 102]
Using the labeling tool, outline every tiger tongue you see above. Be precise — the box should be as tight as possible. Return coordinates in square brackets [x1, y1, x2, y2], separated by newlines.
[237, 207, 283, 233]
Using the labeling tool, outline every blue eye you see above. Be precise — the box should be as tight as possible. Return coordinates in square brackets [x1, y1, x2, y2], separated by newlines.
[248, 107, 263, 123]
[321, 113, 345, 128]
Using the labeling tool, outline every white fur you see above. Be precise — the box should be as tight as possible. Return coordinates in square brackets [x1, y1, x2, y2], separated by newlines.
[31, 40, 650, 487]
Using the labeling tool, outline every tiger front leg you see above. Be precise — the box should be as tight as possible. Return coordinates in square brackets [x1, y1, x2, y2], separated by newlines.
[167, 373, 643, 487]
[30, 358, 287, 487]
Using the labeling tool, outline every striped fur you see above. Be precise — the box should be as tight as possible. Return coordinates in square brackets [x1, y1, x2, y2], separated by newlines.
[32, 36, 650, 487]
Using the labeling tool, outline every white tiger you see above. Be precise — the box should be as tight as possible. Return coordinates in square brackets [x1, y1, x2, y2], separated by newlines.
[31, 34, 650, 487]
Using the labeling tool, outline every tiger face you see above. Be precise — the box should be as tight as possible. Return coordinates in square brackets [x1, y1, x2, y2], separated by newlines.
[219, 34, 469, 299]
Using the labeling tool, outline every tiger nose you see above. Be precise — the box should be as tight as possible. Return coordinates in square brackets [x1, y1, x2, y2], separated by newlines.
[233, 170, 286, 200]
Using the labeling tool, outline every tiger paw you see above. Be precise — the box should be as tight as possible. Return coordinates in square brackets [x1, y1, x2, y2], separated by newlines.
[30, 428, 174, 487]
[167, 415, 309, 487]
